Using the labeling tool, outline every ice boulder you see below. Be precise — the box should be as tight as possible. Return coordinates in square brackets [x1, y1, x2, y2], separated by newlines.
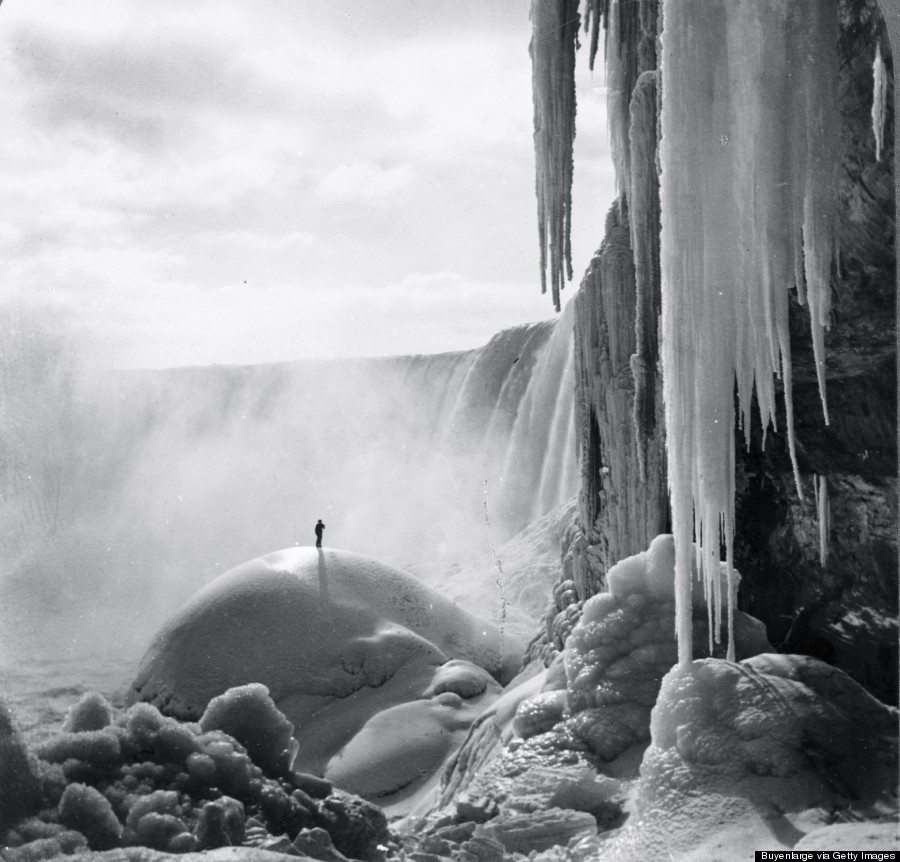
[602, 655, 899, 859]
[199, 684, 296, 777]
[64, 693, 113, 733]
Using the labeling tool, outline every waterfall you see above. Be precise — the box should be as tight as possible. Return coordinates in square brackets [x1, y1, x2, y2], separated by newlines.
[0, 315, 578, 626]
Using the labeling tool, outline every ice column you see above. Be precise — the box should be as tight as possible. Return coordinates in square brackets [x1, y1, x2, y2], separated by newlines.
[659, 0, 840, 664]
[531, 0, 581, 311]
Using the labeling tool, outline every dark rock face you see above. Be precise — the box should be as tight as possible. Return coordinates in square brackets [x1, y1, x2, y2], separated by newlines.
[558, 0, 896, 702]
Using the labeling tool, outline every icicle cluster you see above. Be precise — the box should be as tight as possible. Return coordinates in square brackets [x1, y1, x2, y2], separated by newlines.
[872, 39, 887, 162]
[813, 474, 830, 568]
[531, 0, 581, 311]
[659, 0, 840, 665]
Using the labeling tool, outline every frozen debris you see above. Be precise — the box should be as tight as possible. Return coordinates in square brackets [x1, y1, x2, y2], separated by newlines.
[659, 0, 840, 663]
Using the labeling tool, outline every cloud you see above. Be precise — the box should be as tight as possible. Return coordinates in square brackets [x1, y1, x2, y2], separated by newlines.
[0, 0, 610, 367]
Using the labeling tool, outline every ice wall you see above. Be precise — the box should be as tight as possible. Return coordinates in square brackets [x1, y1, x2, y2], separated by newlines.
[0, 314, 577, 641]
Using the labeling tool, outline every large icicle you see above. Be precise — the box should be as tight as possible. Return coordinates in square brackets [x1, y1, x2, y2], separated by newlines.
[872, 39, 887, 162]
[813, 474, 830, 567]
[531, 0, 581, 311]
[659, 0, 840, 664]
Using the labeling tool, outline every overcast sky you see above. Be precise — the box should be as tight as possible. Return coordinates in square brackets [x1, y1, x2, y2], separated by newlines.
[0, 0, 614, 367]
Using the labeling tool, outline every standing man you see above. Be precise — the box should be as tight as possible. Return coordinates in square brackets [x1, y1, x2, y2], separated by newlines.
[314, 519, 325, 549]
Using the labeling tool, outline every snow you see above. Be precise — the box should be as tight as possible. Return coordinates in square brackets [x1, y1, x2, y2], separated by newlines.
[437, 498, 578, 641]
[659, 0, 840, 664]
[128, 547, 517, 816]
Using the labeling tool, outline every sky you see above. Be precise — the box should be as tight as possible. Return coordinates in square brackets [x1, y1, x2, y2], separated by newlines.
[0, 0, 614, 367]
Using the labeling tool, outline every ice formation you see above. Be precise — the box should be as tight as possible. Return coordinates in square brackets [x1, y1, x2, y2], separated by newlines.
[128, 548, 512, 816]
[594, 655, 899, 859]
[813, 473, 830, 567]
[513, 535, 770, 765]
[0, 693, 392, 860]
[659, 0, 840, 663]
[530, 0, 579, 310]
[873, 38, 887, 162]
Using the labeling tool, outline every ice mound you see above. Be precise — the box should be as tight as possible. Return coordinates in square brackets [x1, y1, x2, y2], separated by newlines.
[514, 535, 771, 767]
[599, 655, 899, 859]
[130, 547, 519, 718]
[128, 548, 515, 815]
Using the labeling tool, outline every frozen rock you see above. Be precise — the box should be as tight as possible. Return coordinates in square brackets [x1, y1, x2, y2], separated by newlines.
[65, 693, 113, 733]
[474, 807, 596, 854]
[58, 784, 122, 850]
[292, 827, 349, 862]
[200, 684, 296, 777]
[0, 702, 44, 830]
[603, 655, 898, 859]
[313, 792, 390, 862]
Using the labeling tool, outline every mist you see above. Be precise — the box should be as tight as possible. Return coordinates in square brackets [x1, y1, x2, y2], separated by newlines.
[0, 304, 576, 664]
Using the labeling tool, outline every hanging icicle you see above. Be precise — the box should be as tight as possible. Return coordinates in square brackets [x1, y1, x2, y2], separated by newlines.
[813, 474, 830, 567]
[531, 0, 581, 311]
[659, 0, 840, 665]
[872, 38, 887, 162]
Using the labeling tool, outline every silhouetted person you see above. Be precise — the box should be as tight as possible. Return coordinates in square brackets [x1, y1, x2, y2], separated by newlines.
[314, 519, 325, 549]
